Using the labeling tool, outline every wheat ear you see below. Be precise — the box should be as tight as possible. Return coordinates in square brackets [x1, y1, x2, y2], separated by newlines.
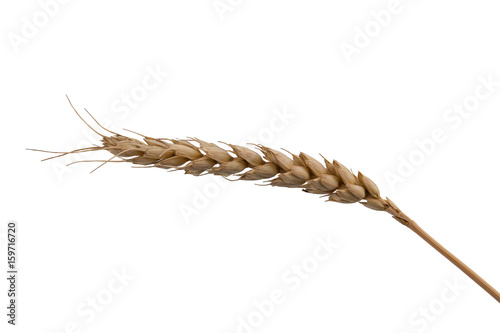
[31, 98, 500, 304]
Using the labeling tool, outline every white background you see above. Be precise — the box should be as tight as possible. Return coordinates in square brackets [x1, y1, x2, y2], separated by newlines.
[1, 0, 500, 332]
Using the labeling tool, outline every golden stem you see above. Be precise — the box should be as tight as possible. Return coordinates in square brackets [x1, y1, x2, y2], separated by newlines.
[407, 221, 500, 303]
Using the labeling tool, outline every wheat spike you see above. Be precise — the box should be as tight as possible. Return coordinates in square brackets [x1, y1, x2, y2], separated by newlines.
[30, 98, 500, 304]
[96, 133, 414, 222]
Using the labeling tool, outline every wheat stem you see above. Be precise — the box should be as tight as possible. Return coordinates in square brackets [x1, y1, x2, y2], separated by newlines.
[407, 221, 500, 302]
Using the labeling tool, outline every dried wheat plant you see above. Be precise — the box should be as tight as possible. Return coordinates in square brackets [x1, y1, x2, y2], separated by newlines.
[30, 97, 500, 304]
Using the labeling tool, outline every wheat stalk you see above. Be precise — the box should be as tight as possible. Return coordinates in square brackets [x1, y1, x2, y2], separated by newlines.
[31, 97, 500, 304]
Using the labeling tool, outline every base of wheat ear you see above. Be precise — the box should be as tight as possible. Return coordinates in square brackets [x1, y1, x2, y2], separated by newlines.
[31, 98, 500, 304]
